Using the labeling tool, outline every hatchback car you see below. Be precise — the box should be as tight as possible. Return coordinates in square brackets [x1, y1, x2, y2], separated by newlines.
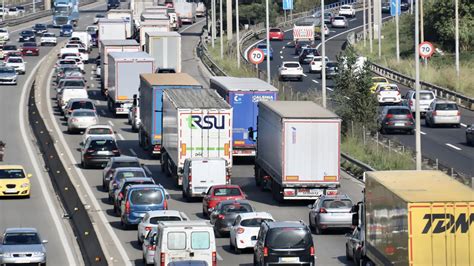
[64, 56, 85, 72]
[5, 56, 25, 74]
[324, 61, 339, 79]
[82, 124, 115, 145]
[254, 221, 315, 266]
[404, 89, 436, 115]
[2, 44, 19, 57]
[108, 167, 148, 202]
[294, 41, 312, 55]
[113, 177, 156, 215]
[338, 4, 355, 17]
[120, 184, 168, 229]
[0, 228, 47, 265]
[278, 61, 304, 81]
[378, 106, 415, 134]
[40, 32, 57, 46]
[19, 30, 35, 42]
[60, 24, 74, 37]
[256, 43, 273, 60]
[67, 109, 98, 133]
[141, 228, 158, 265]
[0, 27, 10, 42]
[0, 66, 17, 85]
[21, 42, 39, 56]
[298, 47, 319, 65]
[370, 76, 390, 93]
[202, 184, 246, 217]
[137, 210, 189, 243]
[229, 212, 274, 253]
[425, 100, 461, 128]
[375, 83, 401, 105]
[308, 194, 353, 234]
[269, 28, 284, 41]
[81, 136, 120, 168]
[32, 24, 47, 35]
[324, 12, 334, 24]
[63, 98, 95, 119]
[102, 156, 141, 190]
[332, 16, 348, 28]
[210, 200, 255, 237]
[345, 227, 362, 264]
[466, 124, 474, 146]
[309, 56, 329, 74]
[0, 165, 31, 198]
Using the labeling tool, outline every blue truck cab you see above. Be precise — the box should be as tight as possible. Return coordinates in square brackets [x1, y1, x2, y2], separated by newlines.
[53, 0, 79, 27]
[138, 73, 203, 158]
[210, 77, 278, 156]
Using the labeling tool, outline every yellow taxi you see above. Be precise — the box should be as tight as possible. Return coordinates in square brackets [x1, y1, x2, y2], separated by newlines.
[0, 165, 31, 198]
[370, 76, 390, 93]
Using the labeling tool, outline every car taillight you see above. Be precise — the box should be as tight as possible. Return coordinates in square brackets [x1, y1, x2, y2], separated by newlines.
[148, 244, 156, 251]
[218, 214, 225, 219]
[409, 100, 413, 107]
[386, 114, 393, 119]
[188, 174, 192, 185]
[160, 252, 165, 266]
[310, 246, 315, 256]
[319, 208, 327, 213]
[432, 111, 437, 116]
[406, 113, 413, 119]
[86, 149, 95, 153]
[112, 149, 120, 154]
[456, 111, 460, 116]
[145, 226, 153, 231]
[163, 200, 168, 210]
[212, 251, 217, 266]
[125, 201, 130, 214]
[281, 67, 287, 70]
[118, 192, 123, 199]
[237, 227, 245, 234]
[226, 175, 230, 184]
[263, 247, 269, 257]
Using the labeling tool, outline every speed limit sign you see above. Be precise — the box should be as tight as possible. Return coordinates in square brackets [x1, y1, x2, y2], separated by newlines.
[419, 41, 434, 58]
[248, 48, 265, 65]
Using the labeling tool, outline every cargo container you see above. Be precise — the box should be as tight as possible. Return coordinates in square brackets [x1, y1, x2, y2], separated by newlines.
[210, 77, 278, 157]
[139, 20, 170, 49]
[97, 18, 127, 49]
[196, 2, 205, 17]
[161, 89, 232, 187]
[251, 101, 340, 201]
[351, 171, 474, 266]
[100, 39, 140, 95]
[129, 0, 153, 23]
[144, 6, 168, 16]
[174, 1, 196, 24]
[71, 31, 91, 52]
[145, 32, 181, 73]
[138, 73, 203, 157]
[107, 52, 154, 115]
[107, 9, 134, 38]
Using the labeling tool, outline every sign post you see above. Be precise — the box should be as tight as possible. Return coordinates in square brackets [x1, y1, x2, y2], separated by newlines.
[390, 0, 401, 16]
[283, 0, 293, 21]
[419, 41, 434, 67]
[248, 48, 265, 78]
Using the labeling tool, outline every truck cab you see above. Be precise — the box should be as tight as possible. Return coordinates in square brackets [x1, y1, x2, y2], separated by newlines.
[182, 158, 229, 200]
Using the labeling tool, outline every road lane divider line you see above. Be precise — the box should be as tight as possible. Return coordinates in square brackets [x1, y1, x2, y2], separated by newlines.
[461, 123, 467, 127]
[327, 87, 334, 91]
[312, 79, 319, 84]
[117, 133, 125, 141]
[143, 165, 152, 176]
[100, 110, 106, 115]
[108, 120, 114, 126]
[302, 73, 307, 77]
[280, 56, 283, 59]
[419, 131, 426, 135]
[129, 148, 137, 157]
[216, 252, 223, 261]
[446, 143, 462, 151]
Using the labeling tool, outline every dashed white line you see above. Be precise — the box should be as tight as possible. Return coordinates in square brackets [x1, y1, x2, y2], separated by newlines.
[350, 18, 357, 21]
[326, 87, 334, 91]
[461, 123, 467, 128]
[280, 55, 283, 59]
[143, 165, 152, 176]
[286, 41, 291, 45]
[312, 79, 319, 84]
[282, 46, 285, 50]
[419, 131, 426, 135]
[302, 73, 307, 77]
[446, 143, 462, 151]
[100, 110, 106, 115]
[129, 148, 137, 156]
[117, 133, 125, 141]
[292, 56, 299, 59]
[216, 252, 223, 261]
[280, 50, 283, 54]
[108, 120, 114, 126]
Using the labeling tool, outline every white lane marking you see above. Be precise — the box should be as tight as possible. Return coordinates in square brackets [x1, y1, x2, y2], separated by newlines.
[20, 51, 76, 266]
[280, 55, 283, 59]
[178, 18, 205, 33]
[302, 73, 307, 77]
[312, 79, 319, 84]
[461, 123, 467, 128]
[282, 46, 285, 50]
[326, 87, 334, 91]
[280, 50, 283, 54]
[143, 165, 152, 176]
[286, 41, 291, 45]
[292, 56, 299, 59]
[108, 120, 114, 126]
[350, 18, 357, 21]
[446, 143, 462, 151]
[129, 148, 137, 157]
[216, 252, 223, 261]
[100, 110, 106, 115]
[117, 133, 125, 141]
[46, 69, 132, 265]
[420, 131, 426, 135]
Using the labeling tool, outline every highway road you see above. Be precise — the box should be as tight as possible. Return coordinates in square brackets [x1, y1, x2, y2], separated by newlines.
[30, 8, 369, 266]
[252, 10, 474, 178]
[0, 1, 105, 265]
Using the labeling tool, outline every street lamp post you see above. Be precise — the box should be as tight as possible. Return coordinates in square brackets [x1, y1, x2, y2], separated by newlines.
[265, 0, 270, 83]
[363, 0, 366, 47]
[368, 0, 373, 53]
[236, 0, 240, 69]
[415, 0, 422, 170]
[220, 0, 223, 58]
[321, 0, 326, 108]
[455, 0, 459, 78]
[211, 0, 215, 48]
[396, 0, 400, 62]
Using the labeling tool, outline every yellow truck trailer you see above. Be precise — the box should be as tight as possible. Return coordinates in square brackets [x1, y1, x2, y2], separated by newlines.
[352, 170, 473, 266]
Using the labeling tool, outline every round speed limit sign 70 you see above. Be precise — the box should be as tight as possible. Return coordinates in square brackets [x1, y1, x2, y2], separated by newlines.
[419, 41, 434, 58]
[249, 48, 265, 65]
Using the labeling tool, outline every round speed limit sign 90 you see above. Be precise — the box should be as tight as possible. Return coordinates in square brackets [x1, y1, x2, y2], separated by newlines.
[249, 48, 265, 65]
[419, 41, 434, 58]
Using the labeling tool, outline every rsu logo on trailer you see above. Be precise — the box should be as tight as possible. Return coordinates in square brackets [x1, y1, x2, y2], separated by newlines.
[422, 213, 473, 234]
[187, 115, 226, 129]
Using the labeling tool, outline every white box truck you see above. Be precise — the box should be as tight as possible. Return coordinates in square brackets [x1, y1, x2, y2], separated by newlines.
[161, 89, 233, 187]
[130, 0, 153, 22]
[139, 20, 170, 49]
[97, 18, 127, 49]
[144, 6, 168, 15]
[174, 1, 196, 24]
[251, 101, 340, 202]
[182, 158, 228, 199]
[71, 31, 91, 52]
[107, 9, 134, 39]
[100, 39, 140, 95]
[107, 52, 155, 115]
[145, 32, 181, 72]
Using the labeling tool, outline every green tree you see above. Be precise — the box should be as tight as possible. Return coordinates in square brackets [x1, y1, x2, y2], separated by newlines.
[333, 48, 378, 134]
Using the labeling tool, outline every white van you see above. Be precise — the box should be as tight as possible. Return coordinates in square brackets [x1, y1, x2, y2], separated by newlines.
[60, 89, 89, 110]
[182, 158, 228, 199]
[153, 221, 217, 266]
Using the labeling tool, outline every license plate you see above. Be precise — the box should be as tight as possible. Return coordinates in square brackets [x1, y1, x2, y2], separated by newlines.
[395, 123, 405, 126]
[97, 151, 109, 155]
[26, 51, 32, 53]
[280, 257, 299, 263]
[5, 189, 17, 193]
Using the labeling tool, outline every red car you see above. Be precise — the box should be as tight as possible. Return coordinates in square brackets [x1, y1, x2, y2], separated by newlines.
[202, 185, 246, 217]
[269, 28, 284, 41]
[21, 42, 39, 56]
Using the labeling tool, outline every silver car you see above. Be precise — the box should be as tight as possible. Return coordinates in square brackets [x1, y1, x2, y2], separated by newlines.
[137, 210, 189, 243]
[425, 99, 461, 127]
[67, 109, 98, 133]
[0, 66, 17, 85]
[0, 228, 47, 265]
[308, 194, 353, 234]
[141, 228, 158, 265]
[331, 16, 348, 28]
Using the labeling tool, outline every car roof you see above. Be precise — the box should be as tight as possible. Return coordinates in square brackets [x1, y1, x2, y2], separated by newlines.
[111, 156, 139, 162]
[72, 109, 95, 113]
[87, 135, 116, 141]
[383, 105, 410, 110]
[237, 212, 273, 220]
[127, 184, 164, 191]
[146, 210, 182, 217]
[283, 61, 300, 64]
[211, 184, 241, 190]
[69, 98, 93, 102]
[115, 167, 145, 172]
[264, 220, 307, 229]
[0, 165, 25, 170]
[433, 99, 456, 104]
[86, 124, 113, 129]
[319, 194, 351, 200]
[122, 177, 154, 183]
[219, 199, 251, 205]
[4, 228, 38, 234]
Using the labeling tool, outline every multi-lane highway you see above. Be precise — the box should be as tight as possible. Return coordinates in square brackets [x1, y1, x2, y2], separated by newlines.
[253, 10, 474, 177]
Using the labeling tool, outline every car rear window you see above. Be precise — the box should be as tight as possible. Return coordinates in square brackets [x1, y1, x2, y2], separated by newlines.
[321, 199, 352, 209]
[0, 169, 25, 179]
[88, 128, 112, 135]
[191, 232, 210, 250]
[413, 92, 434, 100]
[113, 161, 140, 168]
[167, 232, 186, 250]
[284, 63, 300, 68]
[117, 170, 145, 179]
[130, 189, 163, 205]
[387, 108, 411, 115]
[64, 80, 85, 87]
[150, 216, 182, 224]
[266, 228, 312, 249]
[72, 111, 95, 117]
[241, 218, 273, 227]
[435, 103, 458, 111]
[334, 17, 345, 21]
[214, 188, 242, 196]
[8, 58, 22, 63]
[90, 139, 117, 149]
[222, 203, 252, 213]
[379, 85, 397, 91]
[3, 233, 41, 245]
[270, 28, 281, 32]
[72, 101, 94, 110]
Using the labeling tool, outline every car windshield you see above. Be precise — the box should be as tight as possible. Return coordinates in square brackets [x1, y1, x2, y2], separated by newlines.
[387, 108, 410, 115]
[21, 31, 34, 35]
[413, 92, 434, 100]
[222, 203, 252, 213]
[95, 14, 105, 18]
[35, 24, 46, 30]
[23, 43, 37, 47]
[284, 63, 300, 68]
[0, 68, 15, 74]
[321, 199, 352, 209]
[3, 46, 16, 50]
[60, 60, 76, 65]
[266, 228, 312, 249]
[130, 189, 163, 205]
[8, 58, 22, 63]
[240, 218, 273, 227]
[214, 188, 242, 196]
[88, 128, 113, 135]
[113, 160, 140, 168]
[116, 170, 145, 180]
[72, 111, 95, 117]
[3, 233, 41, 245]
[149, 216, 182, 224]
[372, 77, 386, 83]
[71, 101, 94, 110]
[0, 169, 25, 179]
[64, 80, 84, 86]
[435, 103, 458, 111]
[44, 33, 55, 37]
[62, 25, 73, 30]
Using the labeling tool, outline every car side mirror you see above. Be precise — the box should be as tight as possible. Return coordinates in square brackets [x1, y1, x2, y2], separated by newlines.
[247, 127, 257, 142]
[42, 240, 48, 244]
[251, 236, 257, 241]
[350, 204, 359, 213]
[27, 174, 32, 178]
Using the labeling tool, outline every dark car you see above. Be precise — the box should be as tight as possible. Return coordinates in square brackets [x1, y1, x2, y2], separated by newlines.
[19, 30, 35, 42]
[324, 12, 334, 24]
[210, 200, 254, 237]
[378, 106, 415, 134]
[254, 220, 315, 266]
[107, 167, 147, 202]
[60, 24, 74, 37]
[32, 24, 47, 35]
[324, 61, 339, 79]
[113, 177, 155, 214]
[382, 2, 391, 13]
[294, 41, 312, 55]
[81, 136, 121, 168]
[102, 156, 141, 190]
[21, 42, 39, 56]
[2, 45, 19, 57]
[466, 124, 474, 146]
[400, 1, 410, 11]
[299, 48, 319, 65]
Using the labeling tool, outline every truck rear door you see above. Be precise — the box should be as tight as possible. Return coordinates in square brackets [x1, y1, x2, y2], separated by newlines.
[191, 159, 226, 195]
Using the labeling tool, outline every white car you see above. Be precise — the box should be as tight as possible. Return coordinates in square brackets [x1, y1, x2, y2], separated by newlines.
[137, 210, 189, 244]
[40, 32, 57, 46]
[64, 43, 89, 62]
[425, 100, 461, 128]
[64, 56, 84, 72]
[82, 124, 115, 145]
[142, 229, 158, 265]
[278, 61, 304, 81]
[332, 16, 348, 28]
[5, 56, 26, 74]
[229, 212, 275, 253]
[67, 109, 98, 133]
[309, 56, 329, 73]
[0, 28, 9, 42]
[338, 4, 355, 18]
[375, 84, 402, 104]
[7, 7, 19, 16]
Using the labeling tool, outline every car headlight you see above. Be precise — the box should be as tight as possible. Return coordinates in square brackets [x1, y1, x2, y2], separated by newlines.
[21, 182, 29, 188]
[32, 251, 45, 256]
[2, 252, 13, 258]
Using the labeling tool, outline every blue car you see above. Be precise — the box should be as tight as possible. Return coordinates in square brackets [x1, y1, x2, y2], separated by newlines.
[256, 43, 273, 60]
[60, 24, 74, 37]
[120, 184, 168, 229]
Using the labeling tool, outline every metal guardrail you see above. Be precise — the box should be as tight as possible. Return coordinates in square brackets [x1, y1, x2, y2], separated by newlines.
[196, 38, 227, 76]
